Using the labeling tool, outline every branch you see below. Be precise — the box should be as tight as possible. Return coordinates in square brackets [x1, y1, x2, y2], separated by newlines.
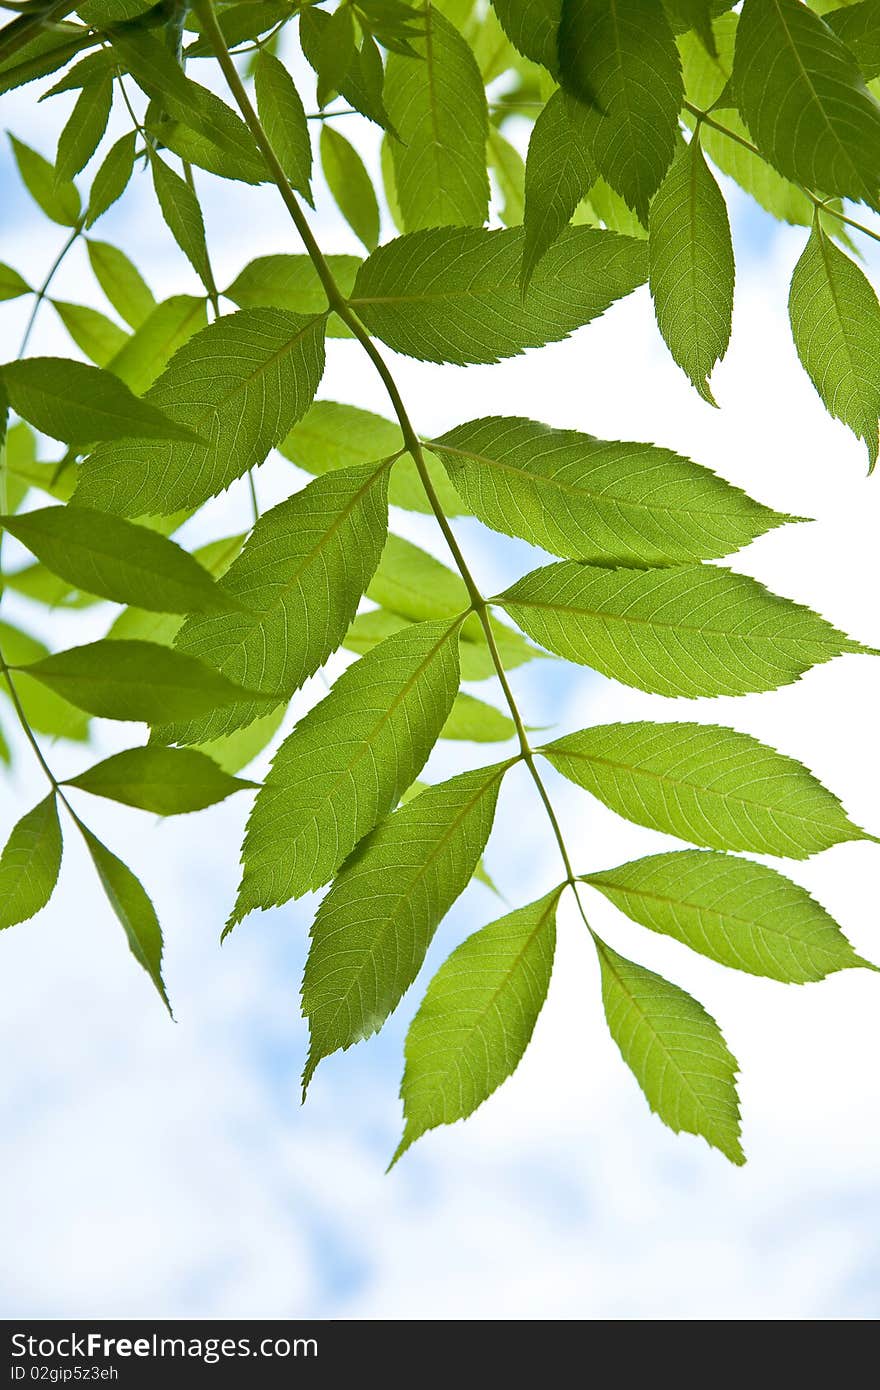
[193, 0, 588, 910]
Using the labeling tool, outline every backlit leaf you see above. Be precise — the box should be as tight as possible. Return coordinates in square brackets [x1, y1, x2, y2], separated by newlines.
[302, 761, 508, 1090]
[0, 795, 62, 931]
[500, 560, 864, 697]
[544, 720, 872, 856]
[157, 461, 391, 744]
[393, 890, 559, 1162]
[733, 0, 880, 206]
[1, 505, 238, 614]
[18, 639, 272, 724]
[232, 617, 462, 921]
[80, 826, 170, 1010]
[1, 357, 200, 446]
[384, 7, 489, 231]
[66, 745, 255, 815]
[788, 222, 880, 468]
[431, 416, 787, 563]
[352, 224, 648, 363]
[649, 137, 735, 403]
[585, 849, 871, 982]
[75, 308, 326, 515]
[594, 933, 744, 1162]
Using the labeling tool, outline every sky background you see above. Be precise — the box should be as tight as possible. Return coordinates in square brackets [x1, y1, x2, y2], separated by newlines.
[1, 35, 880, 1320]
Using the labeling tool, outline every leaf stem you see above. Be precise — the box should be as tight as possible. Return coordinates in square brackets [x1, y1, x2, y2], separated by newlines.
[194, 0, 587, 901]
[18, 221, 82, 358]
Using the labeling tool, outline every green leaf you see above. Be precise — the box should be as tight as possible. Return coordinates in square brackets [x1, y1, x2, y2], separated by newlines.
[487, 124, 526, 227]
[384, 7, 489, 231]
[441, 693, 516, 742]
[588, 176, 648, 236]
[319, 126, 380, 252]
[104, 534, 245, 644]
[192, 704, 286, 776]
[393, 889, 559, 1163]
[367, 533, 539, 678]
[1, 357, 200, 447]
[157, 461, 391, 745]
[232, 618, 462, 923]
[788, 222, 880, 469]
[150, 155, 212, 292]
[51, 299, 128, 367]
[431, 416, 787, 563]
[3, 562, 101, 610]
[679, 18, 814, 227]
[522, 90, 595, 290]
[664, 0, 717, 53]
[0, 795, 62, 931]
[300, 5, 392, 129]
[733, 0, 880, 206]
[66, 745, 254, 815]
[1, 505, 238, 615]
[0, 618, 89, 741]
[499, 561, 864, 697]
[492, 0, 562, 71]
[313, 0, 357, 107]
[75, 308, 326, 515]
[544, 720, 871, 856]
[86, 239, 156, 329]
[351, 224, 648, 364]
[302, 761, 507, 1091]
[826, 0, 880, 83]
[585, 849, 872, 983]
[225, 253, 359, 337]
[279, 399, 464, 514]
[253, 50, 312, 201]
[105, 294, 208, 397]
[86, 129, 136, 227]
[55, 73, 112, 181]
[9, 134, 80, 226]
[80, 826, 169, 1010]
[594, 934, 744, 1162]
[649, 137, 735, 403]
[18, 639, 273, 724]
[558, 0, 684, 222]
[110, 28, 265, 185]
[0, 263, 31, 301]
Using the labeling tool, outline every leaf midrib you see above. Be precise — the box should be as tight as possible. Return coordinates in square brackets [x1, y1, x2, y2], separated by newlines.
[431, 438, 762, 524]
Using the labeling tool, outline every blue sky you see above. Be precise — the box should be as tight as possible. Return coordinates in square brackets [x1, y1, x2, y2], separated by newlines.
[2, 48, 880, 1319]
